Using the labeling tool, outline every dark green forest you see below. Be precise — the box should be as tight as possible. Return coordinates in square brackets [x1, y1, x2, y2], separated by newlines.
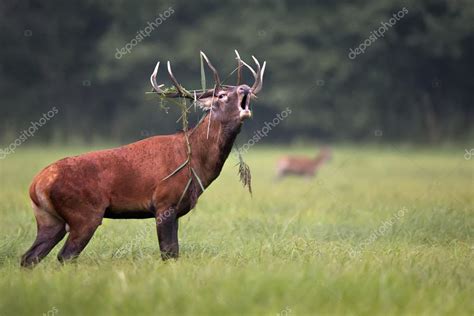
[1, 0, 473, 144]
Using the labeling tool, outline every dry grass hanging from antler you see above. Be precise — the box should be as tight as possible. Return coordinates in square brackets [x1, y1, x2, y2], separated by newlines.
[236, 150, 252, 195]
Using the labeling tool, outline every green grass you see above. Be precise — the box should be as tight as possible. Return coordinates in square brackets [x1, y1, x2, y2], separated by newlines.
[0, 145, 473, 315]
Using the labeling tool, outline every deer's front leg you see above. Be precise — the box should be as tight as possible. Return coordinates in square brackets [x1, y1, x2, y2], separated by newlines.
[156, 208, 179, 260]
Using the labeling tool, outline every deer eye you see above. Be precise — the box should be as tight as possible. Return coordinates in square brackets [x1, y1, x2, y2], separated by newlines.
[218, 93, 227, 99]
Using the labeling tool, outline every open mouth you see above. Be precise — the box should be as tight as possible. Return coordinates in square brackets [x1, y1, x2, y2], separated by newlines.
[239, 93, 252, 120]
[240, 94, 248, 110]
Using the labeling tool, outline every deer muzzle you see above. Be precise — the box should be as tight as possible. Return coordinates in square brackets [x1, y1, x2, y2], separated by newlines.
[239, 91, 252, 120]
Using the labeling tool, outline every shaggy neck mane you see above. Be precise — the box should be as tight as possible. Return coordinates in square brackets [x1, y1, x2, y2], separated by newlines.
[187, 112, 242, 187]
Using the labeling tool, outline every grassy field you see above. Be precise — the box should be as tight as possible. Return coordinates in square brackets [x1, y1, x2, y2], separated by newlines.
[0, 145, 472, 315]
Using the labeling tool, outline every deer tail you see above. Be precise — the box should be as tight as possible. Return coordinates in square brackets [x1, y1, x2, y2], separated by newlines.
[29, 177, 40, 207]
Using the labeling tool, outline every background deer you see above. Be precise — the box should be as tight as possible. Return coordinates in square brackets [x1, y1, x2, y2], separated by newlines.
[276, 147, 332, 179]
[21, 51, 266, 267]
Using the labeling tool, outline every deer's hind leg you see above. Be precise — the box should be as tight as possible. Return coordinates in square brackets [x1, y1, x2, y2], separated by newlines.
[21, 204, 67, 268]
[56, 209, 103, 263]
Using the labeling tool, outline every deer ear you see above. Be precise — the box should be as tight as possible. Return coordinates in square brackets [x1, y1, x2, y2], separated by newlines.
[197, 96, 216, 110]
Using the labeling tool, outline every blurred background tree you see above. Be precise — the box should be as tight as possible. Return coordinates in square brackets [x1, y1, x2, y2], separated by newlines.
[0, 0, 473, 144]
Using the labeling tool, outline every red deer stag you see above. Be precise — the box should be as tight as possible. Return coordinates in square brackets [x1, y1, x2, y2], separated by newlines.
[21, 51, 266, 267]
[276, 147, 332, 179]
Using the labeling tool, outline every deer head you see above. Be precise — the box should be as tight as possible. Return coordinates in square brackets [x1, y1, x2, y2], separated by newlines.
[150, 51, 266, 123]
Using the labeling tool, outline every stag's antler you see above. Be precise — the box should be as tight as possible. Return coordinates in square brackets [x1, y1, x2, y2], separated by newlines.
[150, 61, 196, 99]
[234, 50, 243, 85]
[150, 51, 265, 99]
[200, 51, 221, 90]
[234, 50, 266, 94]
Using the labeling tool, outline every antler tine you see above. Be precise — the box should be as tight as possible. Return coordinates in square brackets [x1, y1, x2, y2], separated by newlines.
[256, 61, 266, 93]
[200, 51, 221, 90]
[239, 56, 266, 94]
[150, 61, 165, 93]
[239, 58, 261, 95]
[250, 56, 262, 93]
[167, 61, 193, 98]
[150, 60, 199, 99]
[251, 55, 261, 71]
[235, 50, 243, 85]
[252, 57, 266, 94]
[240, 59, 257, 78]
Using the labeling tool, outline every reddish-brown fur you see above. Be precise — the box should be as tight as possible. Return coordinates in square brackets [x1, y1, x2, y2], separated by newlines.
[276, 147, 332, 179]
[21, 53, 265, 267]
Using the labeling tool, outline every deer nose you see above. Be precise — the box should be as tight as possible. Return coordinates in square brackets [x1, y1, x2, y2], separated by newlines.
[239, 86, 251, 95]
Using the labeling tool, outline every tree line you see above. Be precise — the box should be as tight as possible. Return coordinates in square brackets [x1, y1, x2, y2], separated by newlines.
[1, 0, 472, 144]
